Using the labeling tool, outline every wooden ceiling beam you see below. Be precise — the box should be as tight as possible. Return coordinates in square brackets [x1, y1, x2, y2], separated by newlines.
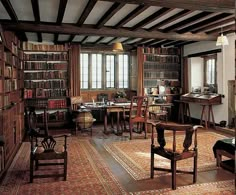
[31, 0, 40, 22]
[192, 16, 235, 33]
[1, 0, 18, 22]
[102, 0, 235, 14]
[148, 10, 192, 31]
[162, 12, 211, 32]
[96, 2, 125, 29]
[114, 5, 149, 28]
[177, 13, 232, 33]
[206, 24, 235, 35]
[77, 0, 97, 26]
[131, 7, 173, 30]
[56, 0, 68, 24]
[2, 22, 218, 41]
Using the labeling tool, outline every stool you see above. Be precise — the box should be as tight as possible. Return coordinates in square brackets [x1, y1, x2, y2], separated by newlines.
[0, 136, 5, 172]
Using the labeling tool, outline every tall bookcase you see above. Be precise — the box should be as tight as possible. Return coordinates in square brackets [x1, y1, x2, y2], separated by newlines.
[0, 30, 24, 175]
[138, 46, 181, 101]
[23, 43, 70, 128]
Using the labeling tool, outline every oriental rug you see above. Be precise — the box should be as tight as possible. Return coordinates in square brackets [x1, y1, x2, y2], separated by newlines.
[0, 137, 126, 195]
[104, 132, 228, 180]
[130, 180, 235, 194]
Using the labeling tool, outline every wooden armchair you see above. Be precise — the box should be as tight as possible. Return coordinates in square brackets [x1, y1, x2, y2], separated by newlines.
[29, 132, 70, 182]
[25, 106, 49, 136]
[128, 96, 149, 140]
[150, 123, 203, 190]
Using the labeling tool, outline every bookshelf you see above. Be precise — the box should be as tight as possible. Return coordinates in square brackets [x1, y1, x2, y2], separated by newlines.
[0, 30, 24, 176]
[23, 43, 70, 127]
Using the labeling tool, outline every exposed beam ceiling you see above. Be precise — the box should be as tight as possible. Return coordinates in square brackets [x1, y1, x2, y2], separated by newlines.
[2, 22, 218, 41]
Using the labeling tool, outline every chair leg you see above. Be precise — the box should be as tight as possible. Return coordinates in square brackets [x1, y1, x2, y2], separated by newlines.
[171, 160, 177, 190]
[193, 155, 197, 183]
[129, 122, 133, 140]
[30, 156, 34, 183]
[64, 155, 67, 181]
[144, 123, 147, 139]
[150, 147, 154, 178]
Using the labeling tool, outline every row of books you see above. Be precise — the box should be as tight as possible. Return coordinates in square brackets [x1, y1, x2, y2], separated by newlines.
[37, 111, 67, 123]
[4, 52, 18, 66]
[24, 62, 67, 70]
[142, 47, 180, 55]
[25, 99, 48, 108]
[48, 99, 67, 109]
[143, 62, 180, 70]
[144, 71, 179, 79]
[4, 79, 17, 92]
[24, 88, 68, 98]
[22, 42, 69, 51]
[144, 54, 179, 63]
[24, 53, 68, 61]
[24, 80, 67, 89]
[24, 71, 67, 80]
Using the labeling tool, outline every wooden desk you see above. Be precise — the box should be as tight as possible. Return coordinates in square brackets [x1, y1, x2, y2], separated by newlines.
[179, 93, 222, 129]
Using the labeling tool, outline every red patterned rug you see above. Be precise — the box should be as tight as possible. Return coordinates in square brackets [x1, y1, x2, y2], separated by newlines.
[130, 180, 235, 194]
[104, 132, 228, 180]
[0, 137, 126, 195]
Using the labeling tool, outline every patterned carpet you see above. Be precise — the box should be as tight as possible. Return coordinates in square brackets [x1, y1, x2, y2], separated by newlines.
[130, 180, 235, 194]
[0, 137, 126, 195]
[104, 132, 228, 180]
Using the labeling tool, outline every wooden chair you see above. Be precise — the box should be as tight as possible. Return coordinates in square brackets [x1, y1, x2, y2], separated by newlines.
[29, 132, 70, 182]
[150, 123, 203, 190]
[128, 96, 149, 140]
[26, 106, 49, 136]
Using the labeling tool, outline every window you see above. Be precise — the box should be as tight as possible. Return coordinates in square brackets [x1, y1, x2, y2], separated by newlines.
[80, 53, 89, 89]
[80, 52, 129, 90]
[118, 54, 129, 88]
[204, 55, 217, 86]
[203, 54, 217, 93]
[105, 55, 115, 88]
[91, 54, 102, 89]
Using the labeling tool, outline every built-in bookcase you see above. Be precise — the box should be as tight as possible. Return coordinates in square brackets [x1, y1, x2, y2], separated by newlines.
[0, 30, 24, 176]
[23, 43, 70, 127]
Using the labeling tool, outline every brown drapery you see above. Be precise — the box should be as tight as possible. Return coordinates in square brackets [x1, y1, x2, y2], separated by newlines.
[182, 57, 189, 94]
[137, 47, 144, 96]
[69, 44, 81, 97]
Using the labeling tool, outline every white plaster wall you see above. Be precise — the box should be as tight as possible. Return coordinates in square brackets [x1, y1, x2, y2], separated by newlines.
[184, 33, 235, 124]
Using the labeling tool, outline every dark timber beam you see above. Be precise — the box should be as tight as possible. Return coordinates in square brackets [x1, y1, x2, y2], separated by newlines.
[31, 0, 42, 42]
[1, 0, 18, 22]
[69, 0, 97, 42]
[131, 7, 173, 30]
[2, 22, 218, 41]
[55, 0, 68, 43]
[102, 0, 235, 14]
[95, 2, 125, 29]
[114, 5, 149, 28]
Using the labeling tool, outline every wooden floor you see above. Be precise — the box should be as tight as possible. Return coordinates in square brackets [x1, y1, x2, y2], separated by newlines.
[73, 122, 235, 192]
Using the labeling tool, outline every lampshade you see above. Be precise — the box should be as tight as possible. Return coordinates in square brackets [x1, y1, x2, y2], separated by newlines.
[216, 34, 229, 46]
[112, 42, 123, 52]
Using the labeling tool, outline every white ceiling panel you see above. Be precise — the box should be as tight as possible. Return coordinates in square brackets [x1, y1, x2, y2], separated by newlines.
[105, 4, 139, 26]
[26, 32, 38, 42]
[123, 6, 161, 28]
[84, 1, 113, 24]
[72, 35, 86, 42]
[160, 10, 202, 29]
[0, 2, 10, 19]
[125, 38, 142, 44]
[143, 8, 183, 29]
[99, 37, 115, 43]
[10, 0, 34, 21]
[42, 33, 54, 43]
[39, 0, 60, 22]
[63, 0, 89, 23]
[58, 34, 70, 41]
[85, 36, 101, 42]
[111, 37, 129, 43]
